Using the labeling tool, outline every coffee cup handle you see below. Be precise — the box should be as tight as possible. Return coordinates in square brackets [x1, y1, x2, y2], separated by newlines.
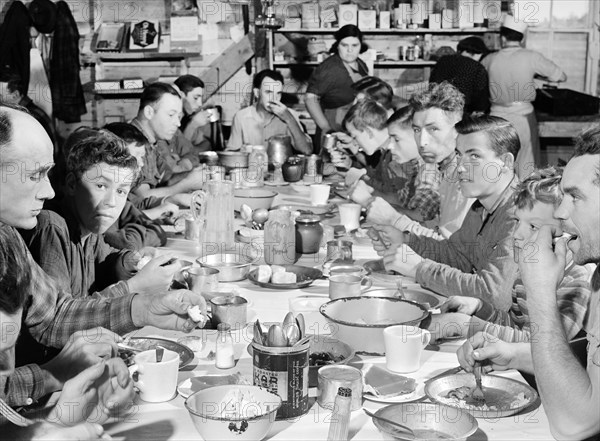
[128, 363, 142, 384]
[360, 276, 372, 293]
[421, 329, 431, 347]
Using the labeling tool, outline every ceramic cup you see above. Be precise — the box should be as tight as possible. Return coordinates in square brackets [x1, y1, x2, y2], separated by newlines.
[184, 267, 219, 294]
[130, 349, 180, 402]
[338, 203, 362, 232]
[310, 184, 330, 206]
[383, 325, 431, 373]
[329, 274, 372, 300]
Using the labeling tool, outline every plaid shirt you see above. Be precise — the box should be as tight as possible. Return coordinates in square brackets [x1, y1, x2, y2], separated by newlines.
[0, 224, 137, 408]
[470, 255, 593, 342]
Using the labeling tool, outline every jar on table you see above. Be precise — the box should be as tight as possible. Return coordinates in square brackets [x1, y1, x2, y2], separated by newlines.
[249, 145, 268, 180]
[264, 209, 297, 264]
[295, 214, 323, 254]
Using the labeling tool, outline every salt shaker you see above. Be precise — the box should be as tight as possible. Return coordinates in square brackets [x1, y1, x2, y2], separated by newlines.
[327, 387, 352, 441]
[215, 323, 235, 369]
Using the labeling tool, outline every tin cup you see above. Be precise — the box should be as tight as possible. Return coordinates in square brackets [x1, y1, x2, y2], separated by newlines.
[184, 267, 219, 294]
[184, 217, 202, 241]
[317, 365, 362, 411]
[209, 295, 248, 329]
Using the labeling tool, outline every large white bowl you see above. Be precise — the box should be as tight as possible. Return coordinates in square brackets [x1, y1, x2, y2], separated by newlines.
[234, 188, 278, 213]
[185, 385, 281, 441]
[319, 297, 429, 355]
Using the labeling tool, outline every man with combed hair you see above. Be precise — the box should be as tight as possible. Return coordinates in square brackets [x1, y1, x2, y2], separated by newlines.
[458, 126, 600, 440]
[0, 104, 206, 409]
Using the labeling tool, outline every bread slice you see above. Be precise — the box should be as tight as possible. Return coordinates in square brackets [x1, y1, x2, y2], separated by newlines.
[363, 364, 416, 398]
[257, 265, 272, 283]
[271, 271, 297, 284]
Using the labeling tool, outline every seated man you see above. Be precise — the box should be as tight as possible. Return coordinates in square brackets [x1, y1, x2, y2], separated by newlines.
[227, 69, 312, 155]
[0, 104, 206, 407]
[458, 127, 600, 439]
[377, 115, 520, 310]
[174, 74, 215, 152]
[429, 167, 591, 342]
[368, 82, 475, 239]
[0, 226, 133, 439]
[130, 82, 208, 205]
[20, 129, 179, 298]
[340, 102, 440, 222]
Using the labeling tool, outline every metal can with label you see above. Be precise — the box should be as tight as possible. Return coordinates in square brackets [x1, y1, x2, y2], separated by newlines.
[406, 46, 415, 61]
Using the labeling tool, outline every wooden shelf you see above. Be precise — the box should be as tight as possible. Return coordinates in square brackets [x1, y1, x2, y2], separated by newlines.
[274, 60, 436, 67]
[96, 52, 200, 62]
[276, 27, 498, 34]
[93, 88, 144, 97]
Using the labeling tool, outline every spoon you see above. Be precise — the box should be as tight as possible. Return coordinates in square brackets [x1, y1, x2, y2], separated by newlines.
[253, 320, 265, 346]
[155, 345, 165, 363]
[468, 363, 486, 405]
[267, 324, 287, 347]
[295, 313, 306, 339]
[363, 409, 415, 440]
[117, 342, 143, 353]
[285, 323, 300, 346]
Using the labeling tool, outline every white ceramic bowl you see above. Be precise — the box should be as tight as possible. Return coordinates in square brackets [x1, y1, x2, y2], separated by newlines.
[319, 297, 429, 355]
[234, 188, 278, 213]
[185, 385, 281, 441]
[373, 402, 478, 441]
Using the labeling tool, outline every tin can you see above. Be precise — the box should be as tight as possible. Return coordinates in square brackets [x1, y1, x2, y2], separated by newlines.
[305, 154, 323, 177]
[317, 365, 363, 411]
[398, 46, 406, 60]
[252, 340, 310, 419]
[406, 46, 415, 61]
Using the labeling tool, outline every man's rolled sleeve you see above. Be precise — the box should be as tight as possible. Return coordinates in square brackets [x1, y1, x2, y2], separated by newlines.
[4, 364, 48, 407]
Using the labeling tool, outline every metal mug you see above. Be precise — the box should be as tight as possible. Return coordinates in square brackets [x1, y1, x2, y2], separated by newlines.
[326, 239, 353, 262]
[184, 267, 220, 294]
[210, 295, 248, 329]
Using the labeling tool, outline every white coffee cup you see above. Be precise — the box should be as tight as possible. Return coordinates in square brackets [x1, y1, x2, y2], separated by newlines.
[310, 184, 330, 206]
[383, 325, 431, 373]
[130, 349, 180, 402]
[338, 203, 362, 232]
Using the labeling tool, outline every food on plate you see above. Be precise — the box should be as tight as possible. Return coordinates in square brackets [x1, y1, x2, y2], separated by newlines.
[177, 335, 205, 352]
[256, 264, 297, 284]
[309, 351, 345, 367]
[219, 388, 263, 419]
[363, 365, 416, 398]
[187, 305, 208, 327]
[439, 386, 530, 411]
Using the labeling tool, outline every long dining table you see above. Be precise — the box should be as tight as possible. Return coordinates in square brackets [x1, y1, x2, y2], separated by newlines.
[106, 181, 555, 440]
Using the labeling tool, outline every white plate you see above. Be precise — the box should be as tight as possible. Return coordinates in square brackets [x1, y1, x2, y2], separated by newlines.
[363, 380, 426, 404]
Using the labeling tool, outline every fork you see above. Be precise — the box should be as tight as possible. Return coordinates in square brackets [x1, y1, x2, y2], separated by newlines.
[0, 398, 34, 427]
[471, 363, 485, 404]
[395, 279, 406, 300]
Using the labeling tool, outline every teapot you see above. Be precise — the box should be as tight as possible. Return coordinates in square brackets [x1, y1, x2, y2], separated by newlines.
[267, 135, 293, 166]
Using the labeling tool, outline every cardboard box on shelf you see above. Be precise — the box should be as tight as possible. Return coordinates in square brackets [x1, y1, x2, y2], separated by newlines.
[358, 10, 377, 29]
[379, 11, 390, 29]
[338, 4, 358, 27]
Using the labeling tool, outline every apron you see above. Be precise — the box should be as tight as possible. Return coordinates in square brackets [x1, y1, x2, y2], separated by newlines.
[490, 101, 539, 179]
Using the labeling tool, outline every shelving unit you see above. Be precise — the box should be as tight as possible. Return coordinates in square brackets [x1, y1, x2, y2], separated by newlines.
[276, 27, 496, 34]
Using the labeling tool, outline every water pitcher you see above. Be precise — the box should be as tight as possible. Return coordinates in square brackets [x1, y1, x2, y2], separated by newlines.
[191, 181, 235, 249]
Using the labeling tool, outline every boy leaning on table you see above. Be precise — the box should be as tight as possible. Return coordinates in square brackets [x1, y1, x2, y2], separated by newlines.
[457, 127, 600, 440]
[19, 128, 180, 301]
[372, 115, 520, 311]
[427, 167, 591, 343]
[0, 227, 131, 440]
[0, 105, 207, 410]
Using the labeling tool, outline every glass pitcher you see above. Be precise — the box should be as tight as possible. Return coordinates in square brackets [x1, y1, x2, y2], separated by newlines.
[191, 180, 235, 249]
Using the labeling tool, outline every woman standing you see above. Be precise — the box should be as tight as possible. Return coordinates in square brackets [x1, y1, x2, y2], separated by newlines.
[305, 24, 368, 149]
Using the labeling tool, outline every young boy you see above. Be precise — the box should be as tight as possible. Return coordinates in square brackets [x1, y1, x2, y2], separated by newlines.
[20, 129, 180, 299]
[429, 167, 592, 342]
[343, 103, 440, 222]
[378, 115, 521, 310]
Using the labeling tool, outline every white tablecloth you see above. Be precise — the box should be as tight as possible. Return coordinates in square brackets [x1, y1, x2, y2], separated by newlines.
[108, 184, 554, 440]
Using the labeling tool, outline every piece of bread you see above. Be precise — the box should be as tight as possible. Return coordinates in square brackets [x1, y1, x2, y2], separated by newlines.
[363, 365, 416, 398]
[271, 265, 286, 275]
[257, 265, 272, 283]
[187, 305, 208, 328]
[271, 271, 297, 284]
